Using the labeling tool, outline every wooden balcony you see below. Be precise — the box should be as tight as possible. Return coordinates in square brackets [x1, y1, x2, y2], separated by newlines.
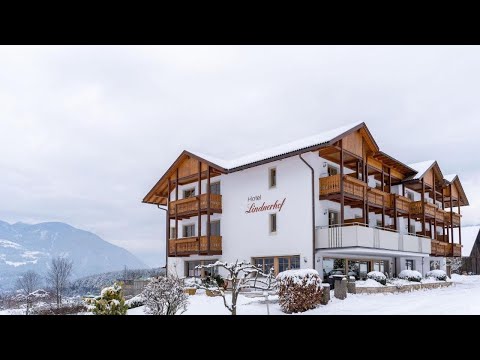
[320, 174, 366, 199]
[430, 240, 448, 257]
[435, 208, 447, 223]
[367, 188, 393, 208]
[431, 241, 461, 257]
[395, 195, 411, 213]
[410, 201, 436, 218]
[168, 236, 222, 257]
[444, 243, 462, 257]
[444, 211, 461, 227]
[169, 194, 222, 219]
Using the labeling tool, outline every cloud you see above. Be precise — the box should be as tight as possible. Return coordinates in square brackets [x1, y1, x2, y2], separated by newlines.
[1, 45, 479, 267]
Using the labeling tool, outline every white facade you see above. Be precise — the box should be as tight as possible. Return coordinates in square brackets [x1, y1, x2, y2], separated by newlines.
[166, 152, 445, 279]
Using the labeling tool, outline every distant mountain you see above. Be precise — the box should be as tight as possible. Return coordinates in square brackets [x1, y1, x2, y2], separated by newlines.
[0, 220, 146, 291]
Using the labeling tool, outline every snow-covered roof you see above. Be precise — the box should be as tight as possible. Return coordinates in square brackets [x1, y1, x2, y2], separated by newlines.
[444, 174, 457, 183]
[190, 121, 364, 171]
[461, 226, 480, 256]
[405, 160, 435, 180]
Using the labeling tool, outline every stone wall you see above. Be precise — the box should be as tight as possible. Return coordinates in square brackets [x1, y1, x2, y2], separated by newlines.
[355, 281, 452, 294]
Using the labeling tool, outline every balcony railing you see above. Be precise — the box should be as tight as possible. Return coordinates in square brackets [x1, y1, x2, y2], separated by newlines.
[431, 241, 461, 257]
[316, 223, 431, 254]
[168, 236, 222, 256]
[444, 212, 461, 227]
[395, 195, 412, 213]
[410, 201, 436, 218]
[435, 208, 447, 223]
[320, 174, 366, 198]
[169, 193, 222, 218]
[319, 175, 462, 223]
[367, 188, 393, 208]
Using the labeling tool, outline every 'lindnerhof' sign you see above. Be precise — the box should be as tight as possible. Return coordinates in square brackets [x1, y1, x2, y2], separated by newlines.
[245, 197, 286, 214]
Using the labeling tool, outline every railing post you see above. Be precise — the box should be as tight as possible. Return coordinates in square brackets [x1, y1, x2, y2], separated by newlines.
[339, 140, 344, 224]
[207, 166, 211, 254]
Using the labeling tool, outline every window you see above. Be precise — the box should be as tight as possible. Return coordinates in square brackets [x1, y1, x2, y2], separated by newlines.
[269, 167, 276, 188]
[328, 210, 339, 226]
[183, 188, 195, 199]
[254, 257, 275, 274]
[210, 220, 220, 236]
[430, 260, 440, 270]
[183, 224, 195, 238]
[406, 191, 414, 201]
[278, 257, 290, 273]
[253, 255, 300, 275]
[269, 213, 277, 233]
[405, 260, 414, 270]
[210, 182, 221, 195]
[186, 259, 219, 278]
[409, 225, 416, 234]
[169, 227, 176, 239]
[376, 219, 383, 228]
[327, 165, 338, 176]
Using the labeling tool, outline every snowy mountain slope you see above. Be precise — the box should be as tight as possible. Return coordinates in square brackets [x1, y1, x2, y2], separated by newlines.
[0, 220, 146, 291]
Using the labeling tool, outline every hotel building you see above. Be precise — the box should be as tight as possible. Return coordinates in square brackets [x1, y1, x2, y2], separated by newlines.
[143, 122, 468, 280]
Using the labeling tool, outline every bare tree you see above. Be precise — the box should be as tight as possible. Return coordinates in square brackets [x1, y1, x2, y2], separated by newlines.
[447, 257, 463, 274]
[16, 270, 42, 315]
[196, 260, 275, 315]
[46, 256, 73, 308]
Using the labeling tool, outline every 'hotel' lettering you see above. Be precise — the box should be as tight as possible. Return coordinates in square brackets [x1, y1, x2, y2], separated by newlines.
[245, 198, 286, 214]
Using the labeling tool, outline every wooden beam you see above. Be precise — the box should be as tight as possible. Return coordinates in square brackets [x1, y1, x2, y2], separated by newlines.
[197, 160, 201, 255]
[207, 166, 211, 254]
[175, 169, 179, 240]
[340, 140, 345, 224]
[421, 178, 426, 236]
[393, 195, 398, 231]
[381, 168, 385, 192]
[166, 177, 171, 259]
[450, 184, 454, 245]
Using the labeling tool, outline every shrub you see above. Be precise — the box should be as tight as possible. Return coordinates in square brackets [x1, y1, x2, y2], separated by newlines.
[85, 282, 128, 315]
[366, 271, 386, 285]
[426, 269, 448, 281]
[398, 270, 422, 282]
[126, 294, 146, 309]
[142, 275, 188, 315]
[277, 269, 323, 314]
[32, 303, 88, 315]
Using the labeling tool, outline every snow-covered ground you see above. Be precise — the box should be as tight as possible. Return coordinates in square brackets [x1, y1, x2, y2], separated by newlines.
[127, 274, 480, 315]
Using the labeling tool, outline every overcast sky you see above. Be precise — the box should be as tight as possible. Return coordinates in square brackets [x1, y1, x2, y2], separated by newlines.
[1, 45, 479, 267]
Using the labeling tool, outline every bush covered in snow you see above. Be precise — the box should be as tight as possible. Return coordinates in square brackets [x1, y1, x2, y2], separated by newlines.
[426, 270, 448, 281]
[126, 294, 145, 309]
[398, 270, 422, 282]
[85, 282, 128, 315]
[277, 269, 323, 314]
[142, 276, 188, 315]
[367, 271, 386, 285]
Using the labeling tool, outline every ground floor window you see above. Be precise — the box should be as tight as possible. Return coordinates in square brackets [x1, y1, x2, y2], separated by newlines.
[430, 260, 440, 270]
[185, 260, 218, 278]
[405, 259, 414, 270]
[253, 255, 300, 275]
[323, 257, 390, 280]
